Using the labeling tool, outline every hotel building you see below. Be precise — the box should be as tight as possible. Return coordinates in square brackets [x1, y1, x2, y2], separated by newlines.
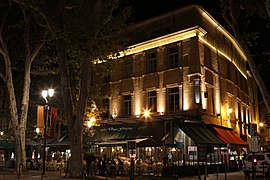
[90, 5, 259, 169]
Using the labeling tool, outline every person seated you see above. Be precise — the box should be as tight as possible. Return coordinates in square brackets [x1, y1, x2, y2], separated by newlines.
[117, 158, 124, 175]
[110, 158, 117, 175]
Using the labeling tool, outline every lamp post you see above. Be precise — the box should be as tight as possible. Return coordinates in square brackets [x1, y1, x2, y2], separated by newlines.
[41, 89, 54, 177]
[259, 122, 264, 151]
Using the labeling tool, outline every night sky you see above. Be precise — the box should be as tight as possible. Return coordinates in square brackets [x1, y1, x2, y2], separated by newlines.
[131, 0, 221, 22]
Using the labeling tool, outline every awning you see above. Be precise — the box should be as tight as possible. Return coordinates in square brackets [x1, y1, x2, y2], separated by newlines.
[0, 140, 14, 150]
[179, 124, 226, 146]
[211, 126, 248, 146]
[26, 139, 39, 146]
[90, 121, 165, 146]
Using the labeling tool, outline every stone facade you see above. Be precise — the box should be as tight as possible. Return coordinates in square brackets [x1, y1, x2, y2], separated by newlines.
[94, 5, 259, 144]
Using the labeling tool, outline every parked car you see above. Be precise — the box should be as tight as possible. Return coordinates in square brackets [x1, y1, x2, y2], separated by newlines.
[242, 152, 270, 176]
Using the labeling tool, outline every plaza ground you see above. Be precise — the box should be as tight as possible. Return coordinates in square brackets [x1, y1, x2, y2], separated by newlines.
[0, 169, 248, 180]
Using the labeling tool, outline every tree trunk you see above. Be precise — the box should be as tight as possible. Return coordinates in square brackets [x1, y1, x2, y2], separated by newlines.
[4, 53, 26, 174]
[70, 57, 90, 177]
[57, 37, 84, 177]
[18, 63, 32, 172]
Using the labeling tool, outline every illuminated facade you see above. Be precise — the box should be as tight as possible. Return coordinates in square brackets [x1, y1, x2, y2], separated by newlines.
[93, 5, 259, 162]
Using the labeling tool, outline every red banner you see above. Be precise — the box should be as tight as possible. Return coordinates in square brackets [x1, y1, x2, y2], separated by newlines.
[49, 107, 58, 140]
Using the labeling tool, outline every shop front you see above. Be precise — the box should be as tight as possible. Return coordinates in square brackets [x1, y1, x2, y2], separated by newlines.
[86, 120, 229, 177]
[209, 125, 248, 171]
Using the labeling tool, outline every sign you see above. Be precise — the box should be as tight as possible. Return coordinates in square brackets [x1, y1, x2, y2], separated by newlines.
[250, 137, 259, 153]
[198, 146, 206, 161]
[249, 123, 257, 137]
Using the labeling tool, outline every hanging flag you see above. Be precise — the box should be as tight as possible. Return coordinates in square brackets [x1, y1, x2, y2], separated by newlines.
[49, 107, 58, 140]
[37, 106, 44, 136]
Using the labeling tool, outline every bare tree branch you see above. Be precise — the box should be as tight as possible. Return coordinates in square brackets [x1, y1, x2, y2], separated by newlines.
[92, 0, 119, 40]
[266, 0, 270, 19]
[0, 31, 10, 66]
[221, 0, 233, 28]
[21, 6, 31, 64]
[12, 0, 51, 29]
[30, 31, 48, 63]
[0, 3, 11, 54]
[19, 5, 49, 64]
[221, 0, 270, 113]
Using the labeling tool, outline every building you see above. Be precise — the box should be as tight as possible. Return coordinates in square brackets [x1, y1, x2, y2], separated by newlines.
[90, 4, 260, 171]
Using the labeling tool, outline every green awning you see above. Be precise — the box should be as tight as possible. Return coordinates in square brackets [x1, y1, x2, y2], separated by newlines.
[179, 123, 226, 146]
[90, 121, 165, 146]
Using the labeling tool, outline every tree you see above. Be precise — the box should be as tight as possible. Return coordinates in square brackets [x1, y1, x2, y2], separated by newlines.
[220, 0, 270, 113]
[0, 0, 50, 174]
[37, 0, 131, 177]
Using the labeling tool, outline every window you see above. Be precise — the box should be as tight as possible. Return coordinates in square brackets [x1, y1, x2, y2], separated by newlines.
[204, 47, 212, 69]
[168, 46, 178, 68]
[124, 59, 132, 78]
[123, 95, 131, 116]
[226, 61, 231, 80]
[206, 87, 214, 114]
[168, 88, 179, 112]
[243, 106, 247, 124]
[148, 91, 157, 112]
[148, 52, 157, 73]
[238, 102, 241, 122]
[101, 98, 109, 118]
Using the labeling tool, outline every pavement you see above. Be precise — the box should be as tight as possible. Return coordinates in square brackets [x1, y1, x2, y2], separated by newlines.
[0, 169, 247, 180]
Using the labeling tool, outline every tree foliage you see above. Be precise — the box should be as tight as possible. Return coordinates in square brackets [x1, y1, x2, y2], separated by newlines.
[29, 0, 132, 177]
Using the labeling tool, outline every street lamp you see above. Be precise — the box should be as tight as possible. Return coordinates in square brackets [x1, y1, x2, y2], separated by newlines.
[143, 109, 150, 118]
[41, 89, 54, 177]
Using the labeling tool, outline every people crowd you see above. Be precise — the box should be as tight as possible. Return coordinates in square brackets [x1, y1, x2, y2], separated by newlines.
[83, 154, 163, 177]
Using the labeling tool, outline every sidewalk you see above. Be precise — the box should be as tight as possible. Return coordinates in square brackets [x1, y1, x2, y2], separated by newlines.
[0, 169, 245, 180]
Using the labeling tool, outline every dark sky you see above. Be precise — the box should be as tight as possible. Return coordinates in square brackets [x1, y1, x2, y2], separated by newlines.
[131, 0, 221, 22]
